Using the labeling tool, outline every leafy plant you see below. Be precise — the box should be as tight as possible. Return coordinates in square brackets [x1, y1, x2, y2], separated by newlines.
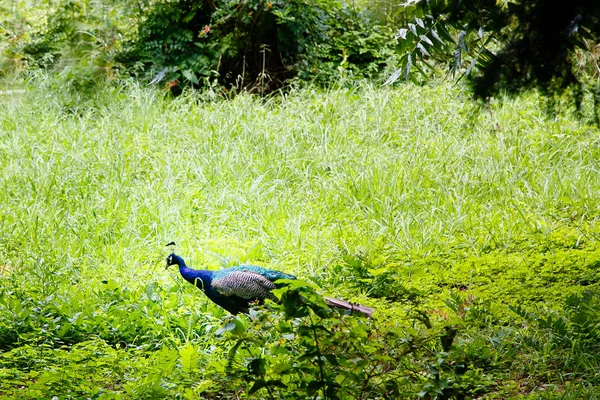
[214, 281, 490, 399]
[511, 290, 600, 383]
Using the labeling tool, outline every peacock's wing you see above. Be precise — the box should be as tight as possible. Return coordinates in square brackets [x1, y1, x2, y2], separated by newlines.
[231, 265, 296, 282]
[211, 271, 277, 301]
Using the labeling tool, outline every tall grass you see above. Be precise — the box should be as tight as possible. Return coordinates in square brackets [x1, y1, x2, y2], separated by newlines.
[2, 78, 598, 271]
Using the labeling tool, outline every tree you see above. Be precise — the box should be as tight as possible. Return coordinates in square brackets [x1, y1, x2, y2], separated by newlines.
[388, 0, 600, 105]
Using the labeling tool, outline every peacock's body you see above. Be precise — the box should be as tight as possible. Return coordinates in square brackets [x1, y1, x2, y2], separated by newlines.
[166, 253, 373, 317]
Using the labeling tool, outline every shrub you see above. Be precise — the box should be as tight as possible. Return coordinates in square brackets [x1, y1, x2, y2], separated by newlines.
[119, 0, 394, 92]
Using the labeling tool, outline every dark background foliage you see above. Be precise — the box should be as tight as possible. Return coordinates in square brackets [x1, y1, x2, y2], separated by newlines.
[443, 0, 600, 99]
[2, 0, 600, 101]
[116, 0, 394, 93]
[387, 0, 600, 103]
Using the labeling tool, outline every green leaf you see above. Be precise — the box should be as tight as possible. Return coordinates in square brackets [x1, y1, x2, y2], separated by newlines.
[408, 23, 417, 36]
[457, 30, 467, 50]
[249, 379, 266, 394]
[383, 68, 402, 86]
[68, 312, 82, 324]
[233, 318, 246, 335]
[183, 12, 196, 23]
[454, 48, 462, 75]
[298, 350, 319, 362]
[430, 28, 444, 44]
[215, 321, 237, 335]
[179, 342, 199, 373]
[412, 61, 428, 78]
[226, 339, 244, 364]
[324, 354, 339, 366]
[248, 357, 266, 376]
[440, 326, 457, 351]
[436, 23, 455, 44]
[579, 27, 595, 41]
[56, 322, 71, 337]
[405, 52, 412, 82]
[396, 28, 408, 40]
[465, 57, 477, 76]
[182, 69, 199, 84]
[267, 380, 287, 389]
[420, 35, 433, 46]
[307, 380, 323, 397]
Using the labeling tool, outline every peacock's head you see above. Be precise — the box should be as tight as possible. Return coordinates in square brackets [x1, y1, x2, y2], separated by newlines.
[165, 253, 182, 269]
[165, 242, 180, 269]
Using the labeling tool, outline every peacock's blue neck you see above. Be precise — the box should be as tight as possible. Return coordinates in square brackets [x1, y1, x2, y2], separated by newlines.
[178, 264, 213, 291]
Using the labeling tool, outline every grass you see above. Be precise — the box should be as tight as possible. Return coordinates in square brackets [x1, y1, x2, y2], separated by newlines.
[0, 75, 599, 398]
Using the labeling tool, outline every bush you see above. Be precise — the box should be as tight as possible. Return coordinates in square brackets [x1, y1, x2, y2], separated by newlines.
[199, 281, 503, 399]
[119, 0, 394, 92]
[1, 0, 131, 75]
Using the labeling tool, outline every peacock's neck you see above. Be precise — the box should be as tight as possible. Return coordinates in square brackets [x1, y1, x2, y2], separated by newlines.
[179, 265, 212, 290]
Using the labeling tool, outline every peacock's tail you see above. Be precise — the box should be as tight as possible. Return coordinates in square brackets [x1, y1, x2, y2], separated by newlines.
[323, 296, 374, 318]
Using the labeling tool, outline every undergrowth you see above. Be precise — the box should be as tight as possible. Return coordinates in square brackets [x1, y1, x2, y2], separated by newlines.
[0, 76, 599, 398]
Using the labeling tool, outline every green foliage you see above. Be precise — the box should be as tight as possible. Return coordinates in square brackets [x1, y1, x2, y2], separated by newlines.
[385, 0, 503, 86]
[1, 0, 135, 73]
[293, 5, 396, 85]
[2, 0, 394, 91]
[121, 0, 394, 92]
[199, 282, 500, 399]
[511, 290, 600, 383]
[388, 0, 600, 120]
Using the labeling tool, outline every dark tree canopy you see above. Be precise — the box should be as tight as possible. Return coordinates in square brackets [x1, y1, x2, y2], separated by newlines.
[391, 0, 600, 100]
[467, 0, 600, 98]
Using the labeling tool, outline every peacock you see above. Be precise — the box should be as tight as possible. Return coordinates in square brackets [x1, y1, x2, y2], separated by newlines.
[165, 252, 374, 317]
